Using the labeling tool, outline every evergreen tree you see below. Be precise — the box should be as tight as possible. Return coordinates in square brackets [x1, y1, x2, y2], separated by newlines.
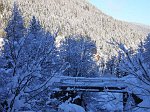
[1, 3, 26, 75]
[5, 3, 26, 41]
[28, 16, 42, 37]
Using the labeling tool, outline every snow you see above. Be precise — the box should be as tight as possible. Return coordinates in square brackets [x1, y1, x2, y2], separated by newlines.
[0, 2, 150, 112]
[52, 76, 127, 89]
[58, 103, 85, 112]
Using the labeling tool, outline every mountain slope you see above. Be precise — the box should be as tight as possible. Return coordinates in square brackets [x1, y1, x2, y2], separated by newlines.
[0, 0, 150, 58]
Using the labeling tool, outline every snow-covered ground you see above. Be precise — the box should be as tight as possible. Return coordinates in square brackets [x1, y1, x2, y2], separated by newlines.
[58, 103, 85, 112]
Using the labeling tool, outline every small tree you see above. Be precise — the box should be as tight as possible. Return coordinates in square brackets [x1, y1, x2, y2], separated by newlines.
[28, 16, 42, 37]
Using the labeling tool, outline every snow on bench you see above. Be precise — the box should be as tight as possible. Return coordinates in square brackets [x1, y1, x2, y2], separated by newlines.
[52, 76, 127, 92]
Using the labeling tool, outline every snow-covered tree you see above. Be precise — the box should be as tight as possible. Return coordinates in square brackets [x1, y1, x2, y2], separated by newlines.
[2, 2, 26, 76]
[142, 34, 150, 66]
[5, 2, 26, 41]
[0, 5, 59, 111]
[0, 3, 27, 111]
[57, 35, 99, 77]
[105, 56, 117, 75]
[11, 17, 59, 111]
[28, 16, 42, 36]
[109, 39, 150, 111]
